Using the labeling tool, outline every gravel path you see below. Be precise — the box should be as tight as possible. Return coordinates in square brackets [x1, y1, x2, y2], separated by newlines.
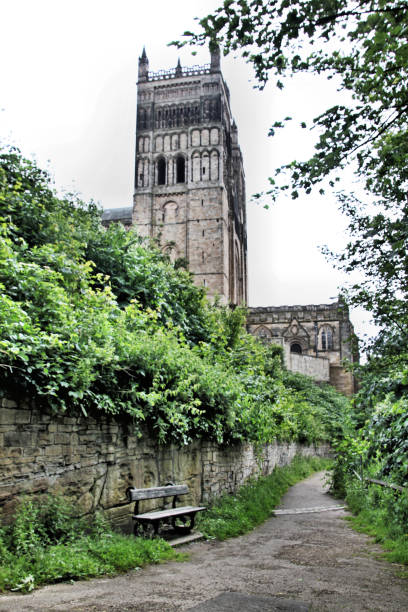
[0, 471, 407, 611]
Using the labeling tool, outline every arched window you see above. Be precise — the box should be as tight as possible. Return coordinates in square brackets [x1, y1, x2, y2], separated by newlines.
[163, 201, 178, 223]
[176, 156, 185, 183]
[202, 152, 209, 180]
[320, 327, 333, 350]
[291, 343, 302, 354]
[157, 158, 166, 185]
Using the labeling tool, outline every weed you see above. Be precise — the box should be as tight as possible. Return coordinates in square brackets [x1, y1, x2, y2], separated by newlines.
[342, 483, 408, 566]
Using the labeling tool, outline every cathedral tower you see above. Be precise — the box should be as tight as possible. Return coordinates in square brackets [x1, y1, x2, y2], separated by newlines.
[132, 48, 248, 305]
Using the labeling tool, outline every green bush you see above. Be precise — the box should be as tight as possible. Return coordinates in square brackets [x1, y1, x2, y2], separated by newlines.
[0, 146, 348, 447]
[0, 496, 183, 592]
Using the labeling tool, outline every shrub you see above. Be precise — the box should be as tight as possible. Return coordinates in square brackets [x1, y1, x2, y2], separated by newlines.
[0, 495, 183, 592]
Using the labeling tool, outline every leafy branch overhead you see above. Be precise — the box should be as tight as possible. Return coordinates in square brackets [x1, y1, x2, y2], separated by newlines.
[177, 0, 408, 201]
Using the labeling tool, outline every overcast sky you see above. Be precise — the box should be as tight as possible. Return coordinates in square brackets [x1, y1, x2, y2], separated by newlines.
[0, 0, 375, 343]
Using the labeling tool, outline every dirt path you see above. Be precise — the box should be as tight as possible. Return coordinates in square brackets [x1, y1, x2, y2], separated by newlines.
[1, 472, 407, 611]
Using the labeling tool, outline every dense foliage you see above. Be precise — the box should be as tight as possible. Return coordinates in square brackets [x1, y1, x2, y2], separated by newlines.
[0, 495, 183, 592]
[0, 147, 346, 446]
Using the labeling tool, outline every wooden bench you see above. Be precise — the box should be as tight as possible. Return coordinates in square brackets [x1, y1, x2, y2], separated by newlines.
[126, 483, 206, 538]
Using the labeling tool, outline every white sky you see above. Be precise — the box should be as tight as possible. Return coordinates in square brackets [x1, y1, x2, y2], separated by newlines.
[0, 0, 375, 344]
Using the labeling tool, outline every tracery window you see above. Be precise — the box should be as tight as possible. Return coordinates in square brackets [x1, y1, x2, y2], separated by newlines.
[320, 327, 333, 350]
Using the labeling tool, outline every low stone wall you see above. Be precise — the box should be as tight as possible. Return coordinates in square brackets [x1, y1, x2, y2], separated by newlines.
[0, 398, 330, 531]
[288, 352, 330, 382]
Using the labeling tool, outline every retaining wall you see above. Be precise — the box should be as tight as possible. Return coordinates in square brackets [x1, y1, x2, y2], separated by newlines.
[0, 398, 330, 531]
[288, 352, 330, 382]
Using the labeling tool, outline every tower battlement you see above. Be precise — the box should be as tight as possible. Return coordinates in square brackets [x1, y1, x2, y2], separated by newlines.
[146, 63, 211, 81]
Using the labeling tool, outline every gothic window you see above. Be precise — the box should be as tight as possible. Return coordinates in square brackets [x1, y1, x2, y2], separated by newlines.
[164, 134, 171, 152]
[202, 100, 210, 120]
[191, 129, 200, 147]
[157, 157, 166, 185]
[176, 155, 186, 183]
[209, 99, 221, 121]
[155, 135, 163, 152]
[144, 137, 150, 153]
[194, 105, 200, 122]
[291, 343, 302, 354]
[180, 132, 188, 149]
[202, 152, 209, 180]
[201, 129, 209, 146]
[320, 326, 333, 350]
[210, 150, 219, 181]
[171, 134, 179, 150]
[192, 152, 200, 182]
[210, 128, 219, 145]
[137, 159, 144, 187]
[143, 159, 149, 187]
[163, 201, 178, 223]
[176, 107, 183, 127]
[138, 137, 144, 152]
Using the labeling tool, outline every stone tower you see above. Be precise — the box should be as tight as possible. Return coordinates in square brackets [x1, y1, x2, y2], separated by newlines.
[132, 47, 248, 305]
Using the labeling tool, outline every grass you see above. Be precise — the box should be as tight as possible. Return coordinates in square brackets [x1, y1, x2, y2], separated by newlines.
[343, 483, 408, 567]
[0, 497, 185, 593]
[197, 455, 332, 540]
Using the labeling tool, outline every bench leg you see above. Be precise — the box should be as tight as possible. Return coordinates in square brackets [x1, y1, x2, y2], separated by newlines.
[172, 512, 197, 534]
[133, 520, 161, 539]
[133, 520, 143, 537]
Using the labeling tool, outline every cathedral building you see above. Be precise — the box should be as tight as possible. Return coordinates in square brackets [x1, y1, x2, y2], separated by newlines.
[102, 48, 357, 395]
[247, 301, 358, 396]
[128, 46, 246, 305]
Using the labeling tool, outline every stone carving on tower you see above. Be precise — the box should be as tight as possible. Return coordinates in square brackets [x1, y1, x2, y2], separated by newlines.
[132, 47, 248, 305]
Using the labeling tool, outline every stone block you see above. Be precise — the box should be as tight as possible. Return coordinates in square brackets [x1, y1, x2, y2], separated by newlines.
[4, 431, 33, 447]
[54, 433, 71, 445]
[14, 411, 31, 424]
[0, 409, 17, 425]
[45, 445, 63, 456]
[2, 399, 18, 408]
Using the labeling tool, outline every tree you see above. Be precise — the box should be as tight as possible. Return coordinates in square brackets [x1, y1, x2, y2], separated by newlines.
[180, 1, 408, 200]
[176, 1, 408, 364]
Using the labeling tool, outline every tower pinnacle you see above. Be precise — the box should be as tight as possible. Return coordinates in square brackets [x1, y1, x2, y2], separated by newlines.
[138, 47, 149, 81]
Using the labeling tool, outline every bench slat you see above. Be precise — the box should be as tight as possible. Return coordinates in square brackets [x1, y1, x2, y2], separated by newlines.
[126, 485, 188, 502]
[133, 505, 206, 521]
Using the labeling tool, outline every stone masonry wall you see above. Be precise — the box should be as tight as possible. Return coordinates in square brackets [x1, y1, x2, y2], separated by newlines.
[289, 353, 330, 382]
[0, 398, 330, 531]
